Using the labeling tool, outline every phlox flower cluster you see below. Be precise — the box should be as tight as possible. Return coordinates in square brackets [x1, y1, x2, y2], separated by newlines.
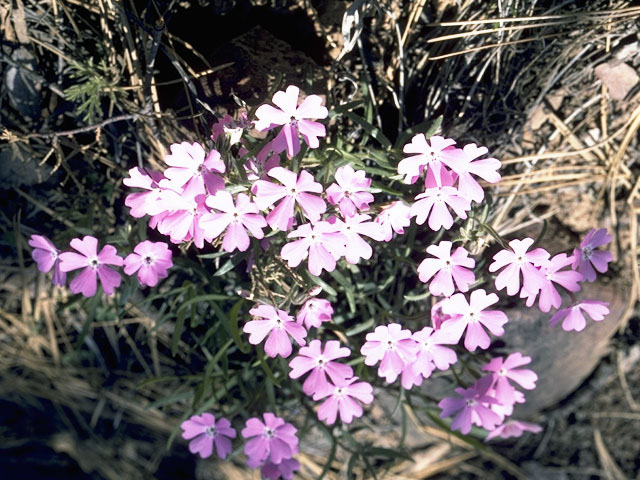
[44, 81, 621, 465]
[180, 411, 300, 480]
[29, 234, 173, 296]
[488, 229, 613, 331]
[288, 338, 374, 426]
[360, 323, 459, 388]
[397, 134, 502, 231]
[439, 352, 540, 440]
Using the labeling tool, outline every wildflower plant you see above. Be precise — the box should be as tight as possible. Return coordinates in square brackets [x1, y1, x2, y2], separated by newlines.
[28, 84, 617, 477]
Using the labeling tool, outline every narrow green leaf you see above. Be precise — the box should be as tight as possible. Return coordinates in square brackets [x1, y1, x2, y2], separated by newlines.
[214, 252, 248, 277]
[257, 348, 281, 388]
[344, 111, 392, 149]
[171, 306, 186, 356]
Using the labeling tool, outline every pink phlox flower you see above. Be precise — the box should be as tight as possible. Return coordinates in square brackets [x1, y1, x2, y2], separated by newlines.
[410, 168, 471, 231]
[313, 376, 374, 425]
[442, 143, 501, 204]
[254, 85, 328, 158]
[360, 323, 419, 383]
[488, 237, 550, 296]
[398, 134, 457, 185]
[200, 191, 267, 252]
[438, 375, 502, 434]
[417, 241, 476, 297]
[485, 420, 542, 441]
[328, 214, 385, 264]
[549, 300, 609, 332]
[288, 339, 353, 397]
[326, 165, 374, 217]
[482, 352, 538, 406]
[520, 253, 584, 312]
[123, 167, 181, 219]
[440, 289, 508, 352]
[401, 327, 458, 390]
[180, 413, 236, 459]
[156, 192, 210, 248]
[159, 142, 225, 196]
[572, 228, 613, 282]
[58, 236, 123, 297]
[243, 304, 307, 358]
[375, 201, 412, 242]
[261, 458, 300, 480]
[242, 413, 299, 468]
[252, 167, 326, 231]
[297, 298, 333, 329]
[29, 234, 66, 286]
[280, 221, 347, 276]
[123, 241, 173, 287]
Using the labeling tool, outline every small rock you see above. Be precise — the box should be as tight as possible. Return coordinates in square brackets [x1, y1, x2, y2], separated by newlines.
[594, 61, 639, 101]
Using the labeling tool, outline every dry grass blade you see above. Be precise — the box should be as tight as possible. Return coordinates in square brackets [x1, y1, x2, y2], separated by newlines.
[593, 429, 627, 480]
[426, 7, 640, 26]
[403, 404, 528, 480]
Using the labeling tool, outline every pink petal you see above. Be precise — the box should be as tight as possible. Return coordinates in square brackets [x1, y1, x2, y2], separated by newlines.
[97, 266, 121, 295]
[69, 268, 97, 297]
[265, 328, 292, 358]
[223, 222, 250, 252]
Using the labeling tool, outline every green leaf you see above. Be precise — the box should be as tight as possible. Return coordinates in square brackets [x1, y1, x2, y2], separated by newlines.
[171, 305, 186, 356]
[343, 111, 392, 149]
[328, 269, 355, 313]
[395, 115, 443, 148]
[213, 252, 248, 277]
[363, 446, 413, 462]
[257, 348, 281, 388]
[404, 290, 430, 302]
[210, 298, 249, 354]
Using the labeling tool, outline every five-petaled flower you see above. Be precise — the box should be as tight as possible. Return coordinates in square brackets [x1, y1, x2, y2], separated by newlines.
[29, 234, 66, 286]
[398, 134, 457, 185]
[549, 300, 609, 332]
[254, 85, 328, 158]
[410, 168, 470, 231]
[326, 165, 374, 217]
[401, 326, 458, 390]
[438, 375, 502, 434]
[417, 241, 476, 297]
[241, 412, 299, 468]
[123, 240, 173, 287]
[313, 376, 374, 425]
[159, 142, 225, 196]
[243, 304, 307, 358]
[59, 236, 124, 297]
[360, 323, 419, 383]
[296, 298, 333, 329]
[572, 228, 613, 282]
[280, 221, 346, 276]
[181, 413, 236, 459]
[288, 339, 353, 397]
[201, 191, 267, 252]
[440, 289, 508, 352]
[482, 352, 538, 406]
[252, 167, 326, 231]
[489, 238, 550, 296]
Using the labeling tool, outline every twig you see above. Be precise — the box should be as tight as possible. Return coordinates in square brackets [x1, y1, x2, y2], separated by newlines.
[22, 114, 140, 139]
